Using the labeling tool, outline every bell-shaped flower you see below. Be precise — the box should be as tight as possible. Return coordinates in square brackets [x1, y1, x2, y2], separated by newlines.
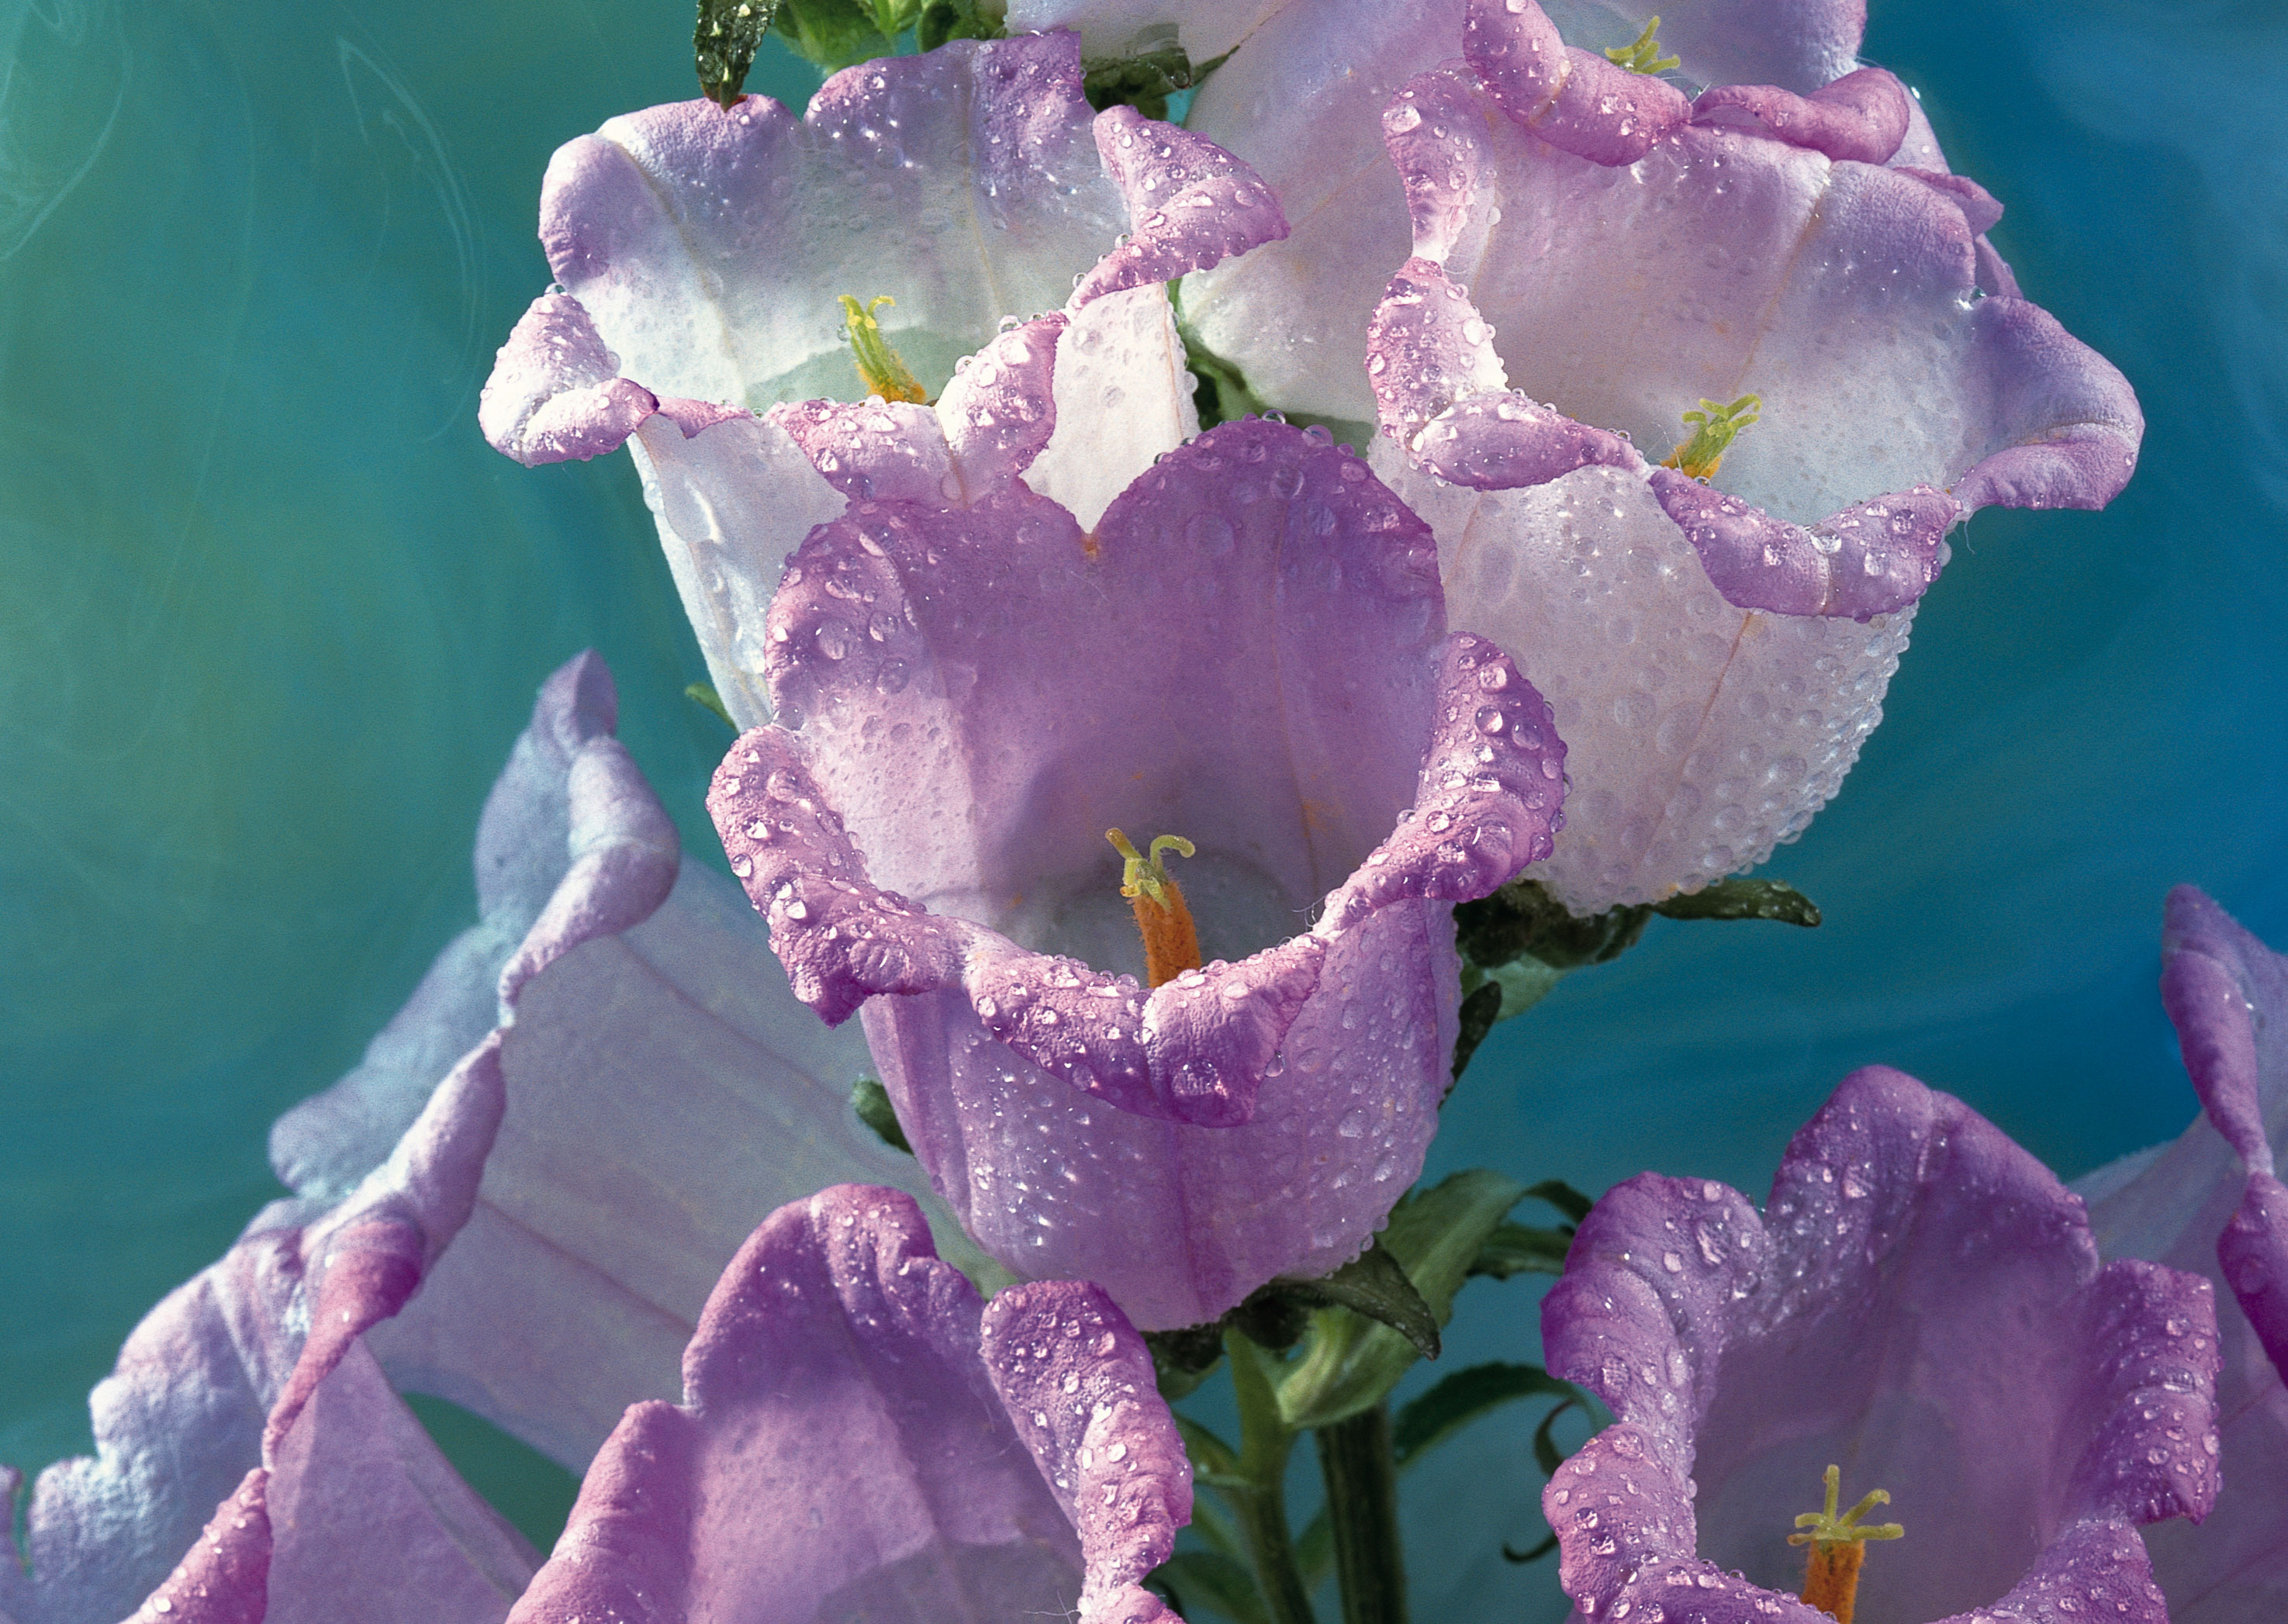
[0, 655, 949, 1623]
[2073, 887, 2288, 1620]
[507, 1184, 1188, 1624]
[1542, 1065, 2221, 1624]
[1354, 8, 2140, 913]
[711, 375, 1567, 1328]
[1125, 0, 1927, 427]
[480, 30, 1270, 730]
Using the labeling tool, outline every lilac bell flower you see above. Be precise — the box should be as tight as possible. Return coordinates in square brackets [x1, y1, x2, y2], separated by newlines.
[1034, 0, 1917, 427]
[1348, 0, 2141, 913]
[0, 655, 960, 1623]
[2072, 888, 2288, 1619]
[482, 31, 1256, 729]
[1542, 1066, 2221, 1624]
[505, 1184, 1188, 1624]
[709, 390, 1567, 1328]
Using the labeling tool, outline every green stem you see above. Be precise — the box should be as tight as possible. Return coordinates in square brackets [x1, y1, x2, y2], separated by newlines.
[1315, 1401, 1408, 1624]
[1227, 1329, 1318, 1624]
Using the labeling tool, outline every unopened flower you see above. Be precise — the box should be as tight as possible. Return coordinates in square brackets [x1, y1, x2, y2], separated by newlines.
[1543, 1066, 2219, 1624]
[506, 1185, 1188, 1624]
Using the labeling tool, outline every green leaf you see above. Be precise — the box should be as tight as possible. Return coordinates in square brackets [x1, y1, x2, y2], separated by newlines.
[1145, 1322, 1227, 1401]
[1502, 1531, 1560, 1564]
[1391, 1361, 1579, 1465]
[1174, 1414, 1244, 1485]
[1532, 1398, 1579, 1479]
[848, 1076, 911, 1154]
[1280, 1237, 1439, 1359]
[694, 0, 779, 108]
[1522, 1178, 1594, 1226]
[917, 0, 1003, 49]
[1454, 878, 1653, 973]
[1274, 1170, 1526, 1430]
[770, 0, 899, 74]
[684, 681, 737, 731]
[1081, 45, 1226, 119]
[1650, 876, 1821, 926]
[1450, 979, 1503, 1085]
[1147, 1550, 1272, 1624]
[1467, 1221, 1571, 1279]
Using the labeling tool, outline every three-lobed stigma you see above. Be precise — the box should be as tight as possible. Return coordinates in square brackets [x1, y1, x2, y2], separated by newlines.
[1788, 1463, 1903, 1624]
[1661, 392, 1762, 481]
[1604, 16, 1681, 77]
[838, 294, 929, 404]
[1107, 828, 1202, 988]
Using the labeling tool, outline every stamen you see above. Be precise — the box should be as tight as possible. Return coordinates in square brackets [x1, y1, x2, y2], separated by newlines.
[838, 294, 928, 404]
[1107, 829, 1201, 988]
[1788, 1463, 1903, 1624]
[1661, 392, 1762, 481]
[1604, 16, 1681, 76]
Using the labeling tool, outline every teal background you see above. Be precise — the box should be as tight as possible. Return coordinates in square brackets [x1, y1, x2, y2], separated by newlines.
[1, 0, 2280, 1603]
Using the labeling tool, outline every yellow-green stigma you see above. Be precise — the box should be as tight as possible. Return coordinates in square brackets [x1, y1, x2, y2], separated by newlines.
[1788, 1463, 1903, 1624]
[838, 294, 928, 404]
[1661, 392, 1762, 480]
[1604, 16, 1681, 76]
[1107, 828, 1201, 988]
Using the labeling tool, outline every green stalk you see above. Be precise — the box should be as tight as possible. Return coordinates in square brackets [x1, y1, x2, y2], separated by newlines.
[1315, 1401, 1408, 1624]
[1227, 1329, 1319, 1624]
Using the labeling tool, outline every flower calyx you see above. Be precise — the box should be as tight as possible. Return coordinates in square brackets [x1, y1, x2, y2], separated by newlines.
[1107, 828, 1201, 987]
[1662, 393, 1762, 481]
[838, 294, 929, 404]
[1788, 1463, 1903, 1624]
[1603, 17, 1681, 78]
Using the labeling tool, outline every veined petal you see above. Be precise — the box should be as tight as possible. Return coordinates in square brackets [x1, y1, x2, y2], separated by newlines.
[2077, 890, 2288, 1620]
[1463, 0, 1691, 168]
[710, 420, 1564, 1325]
[503, 1187, 1184, 1624]
[1691, 66, 1912, 164]
[1543, 1067, 2221, 1624]
[2, 655, 683, 1624]
[538, 34, 1120, 413]
[1073, 106, 1287, 308]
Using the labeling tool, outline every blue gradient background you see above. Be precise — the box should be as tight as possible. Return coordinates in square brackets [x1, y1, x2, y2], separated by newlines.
[2, 0, 2280, 1612]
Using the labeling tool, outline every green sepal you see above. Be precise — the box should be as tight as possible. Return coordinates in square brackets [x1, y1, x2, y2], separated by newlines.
[1651, 876, 1822, 926]
[1173, 1413, 1244, 1487]
[848, 1076, 911, 1154]
[1274, 1170, 1526, 1431]
[1455, 878, 1654, 974]
[1522, 1177, 1594, 1226]
[1450, 979, 1504, 1086]
[1468, 1221, 1572, 1279]
[1277, 1236, 1440, 1360]
[1145, 1322, 1228, 1401]
[695, 0, 779, 108]
[684, 681, 737, 731]
[1391, 1361, 1580, 1465]
[1081, 45, 1225, 120]
[917, 0, 1003, 49]
[1145, 1551, 1272, 1624]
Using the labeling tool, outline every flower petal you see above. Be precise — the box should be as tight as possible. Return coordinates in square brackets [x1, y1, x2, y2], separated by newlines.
[1545, 1066, 2220, 1624]
[980, 1282, 1191, 1624]
[1073, 107, 1287, 309]
[479, 291, 658, 468]
[505, 1187, 1180, 1624]
[1462, 0, 1690, 168]
[1647, 466, 1958, 620]
[1691, 67, 1913, 165]
[537, 34, 1120, 413]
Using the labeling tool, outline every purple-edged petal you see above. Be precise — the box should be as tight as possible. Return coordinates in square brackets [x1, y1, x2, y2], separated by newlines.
[766, 397, 955, 506]
[119, 1469, 272, 1624]
[2078, 890, 2288, 1619]
[1544, 1066, 2219, 1624]
[1073, 106, 1287, 308]
[711, 420, 1549, 1325]
[1692, 67, 1912, 164]
[938, 313, 1070, 494]
[1378, 453, 1918, 910]
[980, 1282, 1191, 1624]
[1463, 0, 1690, 168]
[535, 35, 1119, 413]
[0, 654, 718, 1624]
[479, 292, 660, 468]
[1649, 466, 1958, 620]
[506, 1187, 1182, 1624]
